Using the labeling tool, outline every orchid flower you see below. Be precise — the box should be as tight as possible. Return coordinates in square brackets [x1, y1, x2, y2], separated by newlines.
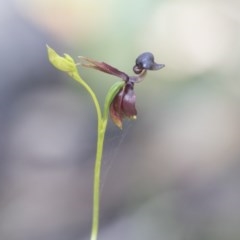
[79, 52, 165, 128]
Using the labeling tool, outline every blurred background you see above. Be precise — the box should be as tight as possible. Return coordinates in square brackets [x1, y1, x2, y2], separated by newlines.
[1, 0, 240, 239]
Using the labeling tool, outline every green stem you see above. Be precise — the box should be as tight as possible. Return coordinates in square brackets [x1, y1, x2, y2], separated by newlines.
[69, 71, 102, 124]
[48, 47, 109, 240]
[69, 71, 107, 240]
[91, 119, 107, 240]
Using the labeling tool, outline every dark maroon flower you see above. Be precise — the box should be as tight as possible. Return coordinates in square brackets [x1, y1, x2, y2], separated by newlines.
[110, 82, 136, 129]
[79, 56, 129, 81]
[79, 52, 164, 128]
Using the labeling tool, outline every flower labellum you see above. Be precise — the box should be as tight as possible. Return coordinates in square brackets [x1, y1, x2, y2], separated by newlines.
[133, 52, 165, 74]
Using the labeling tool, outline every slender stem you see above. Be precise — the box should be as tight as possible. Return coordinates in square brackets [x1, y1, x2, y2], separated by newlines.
[69, 71, 107, 240]
[48, 48, 109, 240]
[91, 119, 107, 240]
[69, 71, 102, 124]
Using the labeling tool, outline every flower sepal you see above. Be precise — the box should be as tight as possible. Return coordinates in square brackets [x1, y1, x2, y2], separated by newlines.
[103, 81, 125, 123]
[109, 82, 137, 129]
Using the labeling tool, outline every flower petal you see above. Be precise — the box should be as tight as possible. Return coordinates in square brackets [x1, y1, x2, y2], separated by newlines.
[109, 83, 137, 128]
[79, 57, 129, 81]
[109, 86, 126, 129]
[110, 102, 123, 129]
[103, 81, 125, 122]
[121, 84, 137, 118]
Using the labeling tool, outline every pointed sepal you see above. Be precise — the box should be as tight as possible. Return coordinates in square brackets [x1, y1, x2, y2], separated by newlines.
[103, 81, 125, 128]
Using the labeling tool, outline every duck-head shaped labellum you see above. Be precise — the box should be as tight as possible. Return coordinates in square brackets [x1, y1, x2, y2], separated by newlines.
[133, 52, 165, 74]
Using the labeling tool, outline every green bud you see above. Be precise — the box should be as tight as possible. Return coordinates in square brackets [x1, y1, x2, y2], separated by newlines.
[47, 45, 76, 72]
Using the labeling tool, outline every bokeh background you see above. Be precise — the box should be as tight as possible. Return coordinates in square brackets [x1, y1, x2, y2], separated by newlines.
[1, 0, 240, 239]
